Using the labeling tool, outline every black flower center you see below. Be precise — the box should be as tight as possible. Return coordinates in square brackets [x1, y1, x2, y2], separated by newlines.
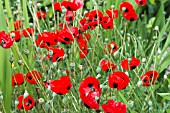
[64, 37, 70, 41]
[150, 74, 153, 78]
[67, 6, 72, 10]
[113, 83, 118, 88]
[130, 18, 134, 21]
[88, 83, 93, 88]
[131, 66, 136, 69]
[125, 8, 129, 12]
[69, 16, 72, 21]
[143, 79, 147, 82]
[28, 99, 32, 104]
[139, 1, 143, 5]
[67, 86, 70, 90]
[46, 42, 50, 46]
[28, 76, 32, 80]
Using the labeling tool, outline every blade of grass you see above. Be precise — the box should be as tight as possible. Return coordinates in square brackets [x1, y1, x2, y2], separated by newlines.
[0, 0, 12, 113]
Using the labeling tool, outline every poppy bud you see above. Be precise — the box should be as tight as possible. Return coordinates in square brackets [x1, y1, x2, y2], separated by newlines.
[37, 3, 42, 7]
[114, 51, 119, 57]
[28, 1, 32, 5]
[24, 49, 29, 55]
[24, 91, 29, 98]
[137, 80, 143, 87]
[96, 74, 101, 79]
[10, 56, 14, 63]
[111, 5, 115, 9]
[52, 92, 57, 98]
[154, 26, 159, 31]
[51, 27, 55, 31]
[15, 100, 19, 106]
[148, 100, 152, 106]
[78, 65, 83, 70]
[128, 100, 134, 108]
[70, 62, 75, 67]
[142, 58, 146, 63]
[38, 98, 44, 104]
[96, 66, 101, 73]
[57, 69, 62, 74]
[104, 55, 109, 59]
[18, 60, 22, 65]
[104, 38, 108, 42]
[45, 102, 50, 110]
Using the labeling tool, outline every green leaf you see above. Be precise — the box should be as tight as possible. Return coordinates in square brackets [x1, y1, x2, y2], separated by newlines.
[149, 0, 156, 5]
[0, 0, 12, 113]
[157, 93, 170, 100]
[159, 52, 170, 73]
[166, 109, 170, 113]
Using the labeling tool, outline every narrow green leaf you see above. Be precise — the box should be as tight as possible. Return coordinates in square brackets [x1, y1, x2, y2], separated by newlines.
[0, 0, 12, 113]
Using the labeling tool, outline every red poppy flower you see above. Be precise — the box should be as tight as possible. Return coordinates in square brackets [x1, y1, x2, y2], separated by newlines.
[0, 31, 14, 49]
[79, 18, 90, 32]
[9, 31, 22, 42]
[104, 42, 118, 55]
[86, 10, 103, 22]
[12, 73, 24, 87]
[25, 70, 42, 84]
[69, 27, 79, 38]
[89, 21, 99, 30]
[75, 34, 83, 43]
[99, 59, 117, 72]
[83, 33, 91, 42]
[16, 95, 35, 111]
[121, 57, 140, 70]
[36, 11, 47, 20]
[62, 1, 79, 11]
[140, 70, 159, 86]
[135, 0, 147, 6]
[101, 16, 114, 30]
[79, 39, 88, 58]
[54, 2, 62, 12]
[102, 100, 127, 113]
[122, 12, 138, 21]
[79, 76, 102, 110]
[58, 28, 74, 44]
[119, 2, 135, 13]
[108, 71, 130, 90]
[59, 22, 70, 29]
[36, 32, 58, 49]
[71, 0, 84, 9]
[65, 10, 76, 22]
[79, 76, 101, 95]
[80, 91, 101, 110]
[22, 28, 34, 37]
[14, 20, 23, 30]
[50, 76, 72, 95]
[47, 47, 65, 62]
[106, 8, 119, 19]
